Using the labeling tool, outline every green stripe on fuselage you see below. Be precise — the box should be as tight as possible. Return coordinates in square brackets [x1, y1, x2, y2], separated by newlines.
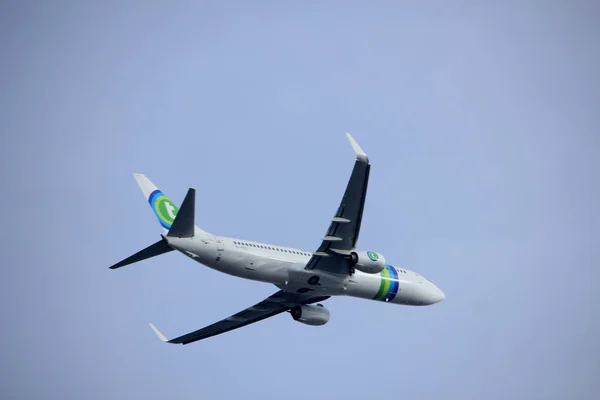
[374, 266, 391, 300]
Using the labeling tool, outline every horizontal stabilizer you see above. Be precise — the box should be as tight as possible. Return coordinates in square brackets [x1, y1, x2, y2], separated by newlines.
[109, 239, 174, 269]
[166, 188, 195, 238]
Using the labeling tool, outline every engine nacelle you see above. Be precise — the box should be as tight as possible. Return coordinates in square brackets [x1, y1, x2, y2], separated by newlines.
[290, 304, 330, 326]
[351, 250, 386, 274]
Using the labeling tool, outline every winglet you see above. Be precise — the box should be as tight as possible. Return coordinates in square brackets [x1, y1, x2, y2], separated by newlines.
[345, 132, 369, 163]
[149, 323, 169, 342]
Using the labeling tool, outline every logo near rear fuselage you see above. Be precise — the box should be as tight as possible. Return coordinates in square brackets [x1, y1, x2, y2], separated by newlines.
[149, 190, 179, 229]
[367, 251, 379, 262]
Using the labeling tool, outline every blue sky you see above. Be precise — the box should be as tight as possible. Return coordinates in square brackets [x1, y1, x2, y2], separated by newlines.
[2, 1, 599, 399]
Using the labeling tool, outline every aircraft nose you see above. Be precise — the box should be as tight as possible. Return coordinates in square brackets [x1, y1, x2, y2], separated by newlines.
[431, 285, 445, 303]
[411, 282, 445, 305]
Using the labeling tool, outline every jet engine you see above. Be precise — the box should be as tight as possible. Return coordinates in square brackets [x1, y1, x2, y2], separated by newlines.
[290, 304, 330, 326]
[349, 250, 386, 274]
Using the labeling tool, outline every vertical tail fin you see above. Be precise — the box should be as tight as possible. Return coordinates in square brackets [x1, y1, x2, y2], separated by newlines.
[109, 174, 201, 271]
[133, 173, 179, 233]
[133, 173, 197, 236]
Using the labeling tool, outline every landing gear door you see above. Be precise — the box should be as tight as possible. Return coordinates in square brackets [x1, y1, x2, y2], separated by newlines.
[285, 268, 344, 296]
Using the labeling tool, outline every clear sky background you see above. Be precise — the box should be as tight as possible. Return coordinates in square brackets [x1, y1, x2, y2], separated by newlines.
[2, 1, 599, 399]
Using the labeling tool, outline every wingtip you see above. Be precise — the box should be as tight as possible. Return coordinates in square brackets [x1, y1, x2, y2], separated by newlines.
[345, 132, 369, 163]
[149, 322, 169, 342]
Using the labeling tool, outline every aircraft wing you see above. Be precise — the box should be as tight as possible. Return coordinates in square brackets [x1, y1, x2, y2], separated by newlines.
[304, 133, 370, 275]
[149, 290, 329, 345]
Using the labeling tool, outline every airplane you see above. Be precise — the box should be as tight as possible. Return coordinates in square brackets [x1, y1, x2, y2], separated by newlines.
[110, 133, 445, 345]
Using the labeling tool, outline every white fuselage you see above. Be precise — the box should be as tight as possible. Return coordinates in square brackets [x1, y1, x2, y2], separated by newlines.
[165, 229, 445, 306]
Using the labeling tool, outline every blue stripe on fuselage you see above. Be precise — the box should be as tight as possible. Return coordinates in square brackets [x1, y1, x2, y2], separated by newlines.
[384, 265, 400, 302]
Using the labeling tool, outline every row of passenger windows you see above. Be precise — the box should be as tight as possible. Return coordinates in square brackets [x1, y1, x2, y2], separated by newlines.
[233, 241, 311, 257]
[394, 266, 409, 274]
